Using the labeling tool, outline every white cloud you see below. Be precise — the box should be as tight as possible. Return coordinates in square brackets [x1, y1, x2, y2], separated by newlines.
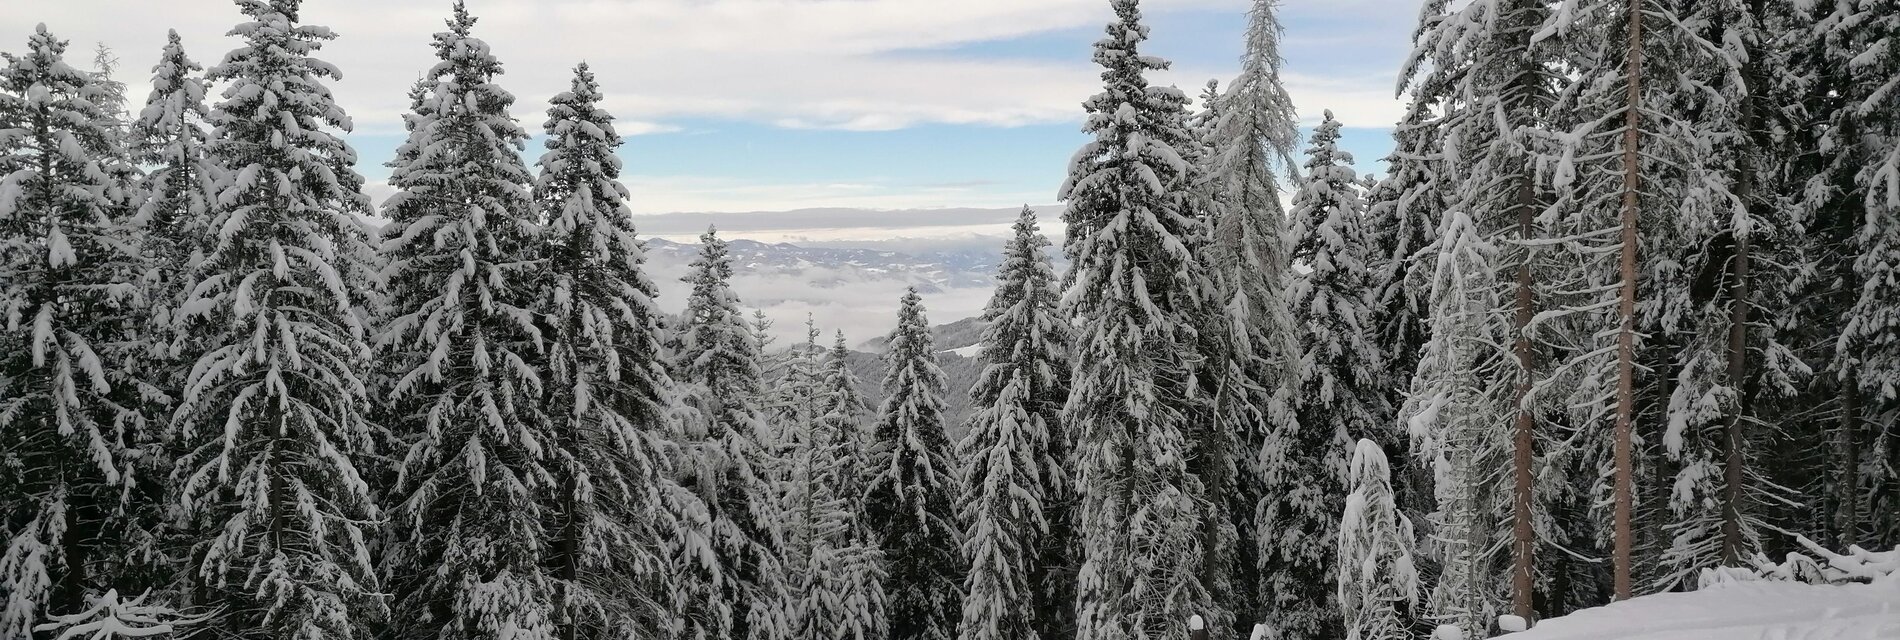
[7, 0, 1399, 136]
[1284, 70, 1404, 128]
[642, 243, 997, 343]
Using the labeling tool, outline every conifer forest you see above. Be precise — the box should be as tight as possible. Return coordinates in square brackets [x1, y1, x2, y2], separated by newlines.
[2, 0, 1898, 639]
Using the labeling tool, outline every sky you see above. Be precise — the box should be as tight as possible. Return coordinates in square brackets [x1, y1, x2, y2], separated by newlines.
[6, 0, 1423, 238]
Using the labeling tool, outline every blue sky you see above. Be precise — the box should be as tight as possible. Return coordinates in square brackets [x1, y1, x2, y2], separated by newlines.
[13, 0, 1422, 223]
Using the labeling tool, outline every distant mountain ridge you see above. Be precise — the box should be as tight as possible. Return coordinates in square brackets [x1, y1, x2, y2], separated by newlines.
[644, 237, 1029, 296]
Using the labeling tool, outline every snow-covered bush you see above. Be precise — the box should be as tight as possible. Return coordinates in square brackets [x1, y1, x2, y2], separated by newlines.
[1698, 536, 1899, 588]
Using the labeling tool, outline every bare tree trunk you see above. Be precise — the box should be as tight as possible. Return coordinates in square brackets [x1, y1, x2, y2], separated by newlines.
[1839, 385, 1861, 548]
[560, 471, 578, 640]
[1612, 0, 1644, 602]
[1511, 176, 1536, 622]
[1720, 231, 1750, 566]
[1197, 381, 1232, 632]
[1720, 0, 1762, 567]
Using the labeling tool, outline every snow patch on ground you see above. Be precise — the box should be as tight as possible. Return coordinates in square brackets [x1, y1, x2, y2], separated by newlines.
[943, 344, 982, 358]
[1510, 580, 1900, 640]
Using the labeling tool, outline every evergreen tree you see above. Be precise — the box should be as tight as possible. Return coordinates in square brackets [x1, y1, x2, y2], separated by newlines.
[1061, 1, 1214, 636]
[955, 207, 1072, 640]
[0, 24, 148, 637]
[1403, 210, 1512, 640]
[1407, 0, 1570, 616]
[777, 321, 886, 640]
[1182, 82, 1248, 635]
[1836, 0, 1900, 548]
[83, 43, 140, 203]
[128, 30, 214, 335]
[532, 62, 688, 637]
[864, 288, 963, 640]
[1202, 0, 1305, 628]
[1783, 0, 1868, 554]
[1337, 440, 1419, 640]
[1361, 95, 1443, 549]
[124, 28, 216, 606]
[672, 227, 785, 640]
[84, 44, 129, 131]
[1364, 96, 1443, 454]
[374, 5, 559, 638]
[787, 459, 886, 640]
[1638, 1, 1806, 588]
[166, 1, 385, 637]
[1534, 0, 1800, 595]
[767, 317, 825, 464]
[1275, 109, 1381, 640]
[816, 330, 872, 517]
[768, 319, 818, 623]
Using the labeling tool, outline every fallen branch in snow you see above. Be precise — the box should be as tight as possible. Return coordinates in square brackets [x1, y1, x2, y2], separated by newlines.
[32, 590, 210, 640]
[1698, 536, 1899, 589]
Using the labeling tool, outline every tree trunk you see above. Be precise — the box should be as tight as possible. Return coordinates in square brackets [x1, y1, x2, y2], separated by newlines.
[53, 467, 91, 618]
[1510, 174, 1536, 622]
[1838, 384, 1860, 548]
[1611, 0, 1643, 602]
[560, 469, 578, 640]
[1720, 231, 1750, 566]
[1720, 0, 1762, 567]
[1197, 381, 1231, 632]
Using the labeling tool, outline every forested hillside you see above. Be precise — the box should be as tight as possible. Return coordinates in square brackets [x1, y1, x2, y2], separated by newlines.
[2, 1, 1897, 640]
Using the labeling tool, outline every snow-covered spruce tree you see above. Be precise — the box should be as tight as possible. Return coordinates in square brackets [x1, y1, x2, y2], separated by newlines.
[1659, 0, 1813, 587]
[805, 327, 892, 640]
[0, 24, 149, 638]
[672, 226, 786, 640]
[1272, 109, 1380, 640]
[767, 317, 825, 464]
[1182, 83, 1248, 636]
[1769, 0, 1876, 554]
[769, 320, 821, 619]
[165, 1, 384, 636]
[865, 288, 963, 640]
[1531, 0, 1796, 593]
[119, 28, 219, 605]
[84, 44, 130, 133]
[532, 61, 692, 637]
[374, 5, 560, 638]
[1836, 0, 1900, 548]
[1405, 0, 1565, 615]
[1538, 0, 1669, 602]
[1361, 95, 1445, 547]
[776, 321, 887, 640]
[1765, 2, 1880, 570]
[817, 330, 872, 517]
[1337, 439, 1419, 640]
[1202, 0, 1305, 629]
[788, 461, 887, 640]
[1364, 96, 1443, 451]
[1403, 210, 1513, 640]
[128, 30, 215, 336]
[955, 207, 1072, 640]
[1061, 1, 1214, 637]
[795, 542, 886, 640]
[83, 44, 141, 205]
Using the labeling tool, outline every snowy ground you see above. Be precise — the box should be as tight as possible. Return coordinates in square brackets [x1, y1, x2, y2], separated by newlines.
[1510, 580, 1900, 640]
